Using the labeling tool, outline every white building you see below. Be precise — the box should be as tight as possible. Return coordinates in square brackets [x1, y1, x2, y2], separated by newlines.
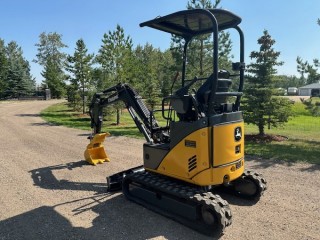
[298, 82, 320, 96]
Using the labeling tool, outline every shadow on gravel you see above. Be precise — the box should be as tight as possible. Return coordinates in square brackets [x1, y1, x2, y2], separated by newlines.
[30, 122, 58, 126]
[15, 113, 41, 117]
[78, 133, 91, 137]
[18, 162, 212, 240]
[299, 164, 320, 172]
[15, 113, 60, 126]
[212, 190, 259, 207]
[29, 161, 108, 193]
[0, 193, 211, 240]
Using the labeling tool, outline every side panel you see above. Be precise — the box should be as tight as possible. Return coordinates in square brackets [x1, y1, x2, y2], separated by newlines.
[143, 144, 169, 170]
[145, 115, 245, 186]
[191, 159, 244, 186]
[213, 121, 244, 167]
[154, 128, 210, 180]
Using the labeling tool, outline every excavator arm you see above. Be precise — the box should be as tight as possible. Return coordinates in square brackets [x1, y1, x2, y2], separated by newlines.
[89, 83, 162, 143]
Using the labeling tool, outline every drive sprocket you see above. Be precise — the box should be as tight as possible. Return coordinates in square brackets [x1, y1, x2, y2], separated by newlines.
[219, 170, 267, 201]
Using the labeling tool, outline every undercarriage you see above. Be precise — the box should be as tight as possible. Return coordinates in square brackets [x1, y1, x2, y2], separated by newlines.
[107, 168, 266, 237]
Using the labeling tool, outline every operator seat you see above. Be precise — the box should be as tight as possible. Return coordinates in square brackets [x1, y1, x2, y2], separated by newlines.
[195, 70, 232, 112]
[195, 74, 213, 107]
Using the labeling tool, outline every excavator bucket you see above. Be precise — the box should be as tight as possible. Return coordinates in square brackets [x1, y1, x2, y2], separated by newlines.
[84, 132, 110, 165]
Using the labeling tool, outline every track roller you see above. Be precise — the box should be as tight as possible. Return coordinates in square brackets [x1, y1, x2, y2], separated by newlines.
[122, 171, 232, 237]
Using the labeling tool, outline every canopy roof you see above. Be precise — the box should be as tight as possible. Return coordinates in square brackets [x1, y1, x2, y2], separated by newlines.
[140, 9, 242, 38]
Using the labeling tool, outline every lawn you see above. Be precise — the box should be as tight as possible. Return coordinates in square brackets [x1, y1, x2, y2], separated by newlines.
[41, 101, 320, 164]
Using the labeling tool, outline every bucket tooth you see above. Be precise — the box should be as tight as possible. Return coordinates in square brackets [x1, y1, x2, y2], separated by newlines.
[84, 132, 110, 165]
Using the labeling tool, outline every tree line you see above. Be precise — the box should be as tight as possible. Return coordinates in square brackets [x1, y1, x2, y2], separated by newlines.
[0, 0, 319, 135]
[0, 39, 36, 99]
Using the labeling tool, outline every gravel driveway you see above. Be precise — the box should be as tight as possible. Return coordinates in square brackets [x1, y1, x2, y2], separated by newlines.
[0, 100, 319, 240]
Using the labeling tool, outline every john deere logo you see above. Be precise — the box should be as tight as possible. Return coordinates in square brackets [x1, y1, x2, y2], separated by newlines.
[234, 127, 242, 141]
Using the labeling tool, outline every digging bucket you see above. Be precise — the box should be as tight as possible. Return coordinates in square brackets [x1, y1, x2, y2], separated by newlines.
[84, 132, 110, 165]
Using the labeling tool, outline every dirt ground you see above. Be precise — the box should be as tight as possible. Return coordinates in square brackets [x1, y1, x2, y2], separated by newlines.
[0, 100, 319, 240]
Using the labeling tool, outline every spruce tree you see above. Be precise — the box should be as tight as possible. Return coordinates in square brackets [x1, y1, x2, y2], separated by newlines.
[66, 39, 94, 113]
[96, 25, 133, 124]
[5, 41, 35, 98]
[243, 30, 292, 136]
[0, 39, 8, 98]
[41, 59, 65, 99]
[133, 44, 162, 109]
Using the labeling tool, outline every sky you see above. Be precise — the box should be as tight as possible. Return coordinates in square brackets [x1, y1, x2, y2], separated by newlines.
[1, 0, 320, 84]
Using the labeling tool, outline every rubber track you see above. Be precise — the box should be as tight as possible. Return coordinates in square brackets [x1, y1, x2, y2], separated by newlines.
[218, 170, 267, 201]
[242, 170, 267, 198]
[123, 171, 232, 237]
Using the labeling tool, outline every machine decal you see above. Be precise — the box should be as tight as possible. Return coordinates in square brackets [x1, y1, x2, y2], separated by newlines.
[185, 140, 196, 148]
[234, 127, 242, 142]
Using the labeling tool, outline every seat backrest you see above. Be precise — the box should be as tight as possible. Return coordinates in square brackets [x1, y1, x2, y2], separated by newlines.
[195, 74, 213, 105]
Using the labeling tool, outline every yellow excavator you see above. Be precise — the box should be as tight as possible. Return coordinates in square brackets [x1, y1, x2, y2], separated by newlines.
[84, 9, 267, 237]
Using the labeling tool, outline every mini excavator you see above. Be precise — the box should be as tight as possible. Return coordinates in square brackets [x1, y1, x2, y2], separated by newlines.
[84, 9, 267, 237]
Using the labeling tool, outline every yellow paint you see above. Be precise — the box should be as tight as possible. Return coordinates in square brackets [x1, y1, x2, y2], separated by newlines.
[213, 122, 244, 167]
[149, 120, 245, 186]
[191, 159, 244, 186]
[84, 133, 110, 165]
[156, 128, 210, 179]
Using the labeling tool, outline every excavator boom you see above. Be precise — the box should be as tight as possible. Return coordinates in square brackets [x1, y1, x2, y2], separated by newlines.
[88, 83, 164, 143]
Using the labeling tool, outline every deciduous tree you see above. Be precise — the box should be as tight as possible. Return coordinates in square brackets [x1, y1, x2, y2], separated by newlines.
[34, 32, 67, 98]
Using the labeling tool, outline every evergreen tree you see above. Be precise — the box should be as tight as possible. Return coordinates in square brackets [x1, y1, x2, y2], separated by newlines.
[133, 44, 162, 109]
[66, 39, 94, 113]
[170, 0, 233, 80]
[5, 41, 35, 98]
[41, 59, 65, 98]
[96, 25, 133, 85]
[96, 25, 133, 124]
[34, 32, 67, 98]
[296, 19, 320, 85]
[158, 49, 176, 97]
[300, 98, 320, 117]
[0, 39, 8, 98]
[243, 30, 292, 136]
[296, 57, 320, 85]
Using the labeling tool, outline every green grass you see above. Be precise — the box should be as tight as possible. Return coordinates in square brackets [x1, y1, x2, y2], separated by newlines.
[40, 102, 168, 138]
[41, 102, 320, 164]
[245, 139, 320, 164]
[245, 115, 320, 141]
[41, 103, 92, 130]
[245, 101, 320, 164]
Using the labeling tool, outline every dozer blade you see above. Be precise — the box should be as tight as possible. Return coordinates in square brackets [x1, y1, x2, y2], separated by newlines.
[84, 132, 110, 165]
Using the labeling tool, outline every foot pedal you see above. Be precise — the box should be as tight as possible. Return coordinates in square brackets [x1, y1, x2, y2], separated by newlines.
[84, 132, 110, 165]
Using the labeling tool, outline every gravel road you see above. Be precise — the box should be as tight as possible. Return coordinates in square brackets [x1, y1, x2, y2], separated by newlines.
[0, 100, 319, 240]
